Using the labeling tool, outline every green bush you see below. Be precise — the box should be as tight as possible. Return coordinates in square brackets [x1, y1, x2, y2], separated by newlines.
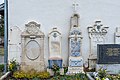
[8, 59, 19, 72]
[37, 71, 50, 79]
[0, 64, 4, 72]
[51, 64, 60, 76]
[98, 68, 107, 79]
[107, 74, 120, 80]
[63, 66, 68, 75]
[13, 70, 50, 79]
[13, 70, 26, 79]
[51, 73, 88, 80]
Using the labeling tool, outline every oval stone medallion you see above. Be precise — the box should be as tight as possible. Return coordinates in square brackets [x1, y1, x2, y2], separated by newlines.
[25, 40, 40, 60]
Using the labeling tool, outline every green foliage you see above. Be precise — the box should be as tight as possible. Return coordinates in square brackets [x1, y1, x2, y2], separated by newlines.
[0, 48, 4, 55]
[51, 64, 60, 76]
[107, 74, 120, 80]
[13, 69, 50, 79]
[13, 70, 26, 79]
[25, 69, 37, 79]
[51, 73, 88, 80]
[0, 15, 4, 36]
[8, 59, 19, 72]
[98, 68, 107, 79]
[63, 66, 68, 75]
[37, 71, 50, 79]
[0, 64, 4, 72]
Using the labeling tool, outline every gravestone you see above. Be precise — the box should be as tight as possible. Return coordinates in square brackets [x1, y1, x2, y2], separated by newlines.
[48, 28, 62, 68]
[67, 13, 84, 74]
[87, 20, 109, 69]
[96, 44, 120, 74]
[47, 28, 64, 75]
[21, 21, 45, 72]
[97, 44, 120, 64]
[8, 26, 22, 63]
[115, 27, 120, 44]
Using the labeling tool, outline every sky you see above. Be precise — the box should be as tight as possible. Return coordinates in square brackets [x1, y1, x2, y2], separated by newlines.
[0, 0, 4, 4]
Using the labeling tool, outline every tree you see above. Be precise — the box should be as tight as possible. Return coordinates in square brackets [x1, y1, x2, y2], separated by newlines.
[0, 15, 4, 36]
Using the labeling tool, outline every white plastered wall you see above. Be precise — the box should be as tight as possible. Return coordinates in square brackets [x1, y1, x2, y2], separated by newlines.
[8, 0, 120, 66]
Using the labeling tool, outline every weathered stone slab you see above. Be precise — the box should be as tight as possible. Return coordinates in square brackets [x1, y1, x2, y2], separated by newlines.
[21, 21, 45, 72]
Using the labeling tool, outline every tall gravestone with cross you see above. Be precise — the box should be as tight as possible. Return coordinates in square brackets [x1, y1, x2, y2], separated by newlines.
[67, 3, 84, 74]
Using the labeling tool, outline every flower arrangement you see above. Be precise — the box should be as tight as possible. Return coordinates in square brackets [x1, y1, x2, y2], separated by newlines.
[51, 64, 60, 76]
[8, 59, 19, 72]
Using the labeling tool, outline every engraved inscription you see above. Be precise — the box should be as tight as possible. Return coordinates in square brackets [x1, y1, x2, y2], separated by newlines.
[106, 48, 120, 56]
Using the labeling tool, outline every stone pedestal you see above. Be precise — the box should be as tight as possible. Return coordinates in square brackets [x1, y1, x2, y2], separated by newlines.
[67, 56, 84, 74]
[96, 64, 120, 74]
[96, 44, 120, 74]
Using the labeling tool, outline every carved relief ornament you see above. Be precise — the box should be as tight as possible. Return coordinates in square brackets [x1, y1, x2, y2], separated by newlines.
[88, 20, 109, 39]
[25, 21, 40, 35]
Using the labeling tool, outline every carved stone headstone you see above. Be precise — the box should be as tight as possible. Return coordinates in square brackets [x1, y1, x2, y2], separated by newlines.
[115, 27, 120, 44]
[48, 28, 62, 68]
[47, 28, 64, 75]
[21, 21, 45, 72]
[87, 20, 108, 69]
[67, 13, 83, 74]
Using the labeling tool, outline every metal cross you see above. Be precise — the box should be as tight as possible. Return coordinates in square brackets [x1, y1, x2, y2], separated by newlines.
[73, 3, 79, 13]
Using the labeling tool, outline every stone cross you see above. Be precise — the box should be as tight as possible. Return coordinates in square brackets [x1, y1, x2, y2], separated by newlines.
[73, 3, 79, 13]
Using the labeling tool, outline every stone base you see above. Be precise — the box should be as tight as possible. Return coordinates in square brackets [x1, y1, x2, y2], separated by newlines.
[96, 64, 120, 74]
[21, 61, 45, 72]
[48, 58, 63, 68]
[66, 67, 84, 75]
[88, 58, 97, 70]
[47, 68, 64, 76]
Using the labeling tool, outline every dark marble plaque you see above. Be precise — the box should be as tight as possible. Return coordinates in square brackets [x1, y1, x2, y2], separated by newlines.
[97, 44, 120, 64]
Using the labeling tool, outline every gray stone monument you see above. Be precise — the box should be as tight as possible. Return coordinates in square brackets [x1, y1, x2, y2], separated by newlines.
[67, 13, 83, 74]
[21, 21, 45, 72]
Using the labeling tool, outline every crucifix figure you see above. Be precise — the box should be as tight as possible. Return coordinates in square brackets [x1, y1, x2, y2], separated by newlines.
[73, 3, 79, 13]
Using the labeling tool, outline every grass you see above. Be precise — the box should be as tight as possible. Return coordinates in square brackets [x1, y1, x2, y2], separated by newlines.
[0, 72, 3, 77]
[0, 47, 4, 55]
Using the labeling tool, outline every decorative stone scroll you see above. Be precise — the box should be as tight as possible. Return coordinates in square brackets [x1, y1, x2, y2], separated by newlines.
[115, 27, 120, 44]
[21, 21, 45, 72]
[67, 13, 84, 74]
[48, 28, 62, 68]
[87, 20, 109, 69]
